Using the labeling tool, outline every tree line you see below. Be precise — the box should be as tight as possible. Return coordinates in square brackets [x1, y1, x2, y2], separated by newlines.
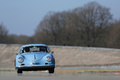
[0, 2, 120, 48]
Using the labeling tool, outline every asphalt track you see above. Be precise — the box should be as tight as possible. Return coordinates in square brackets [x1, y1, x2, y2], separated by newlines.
[0, 71, 120, 80]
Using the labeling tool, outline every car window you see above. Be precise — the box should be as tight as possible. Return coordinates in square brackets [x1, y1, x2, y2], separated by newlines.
[20, 46, 48, 53]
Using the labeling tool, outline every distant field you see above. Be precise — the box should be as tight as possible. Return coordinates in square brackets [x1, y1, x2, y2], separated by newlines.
[0, 44, 120, 69]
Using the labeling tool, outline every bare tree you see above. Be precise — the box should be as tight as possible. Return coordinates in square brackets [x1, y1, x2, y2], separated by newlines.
[72, 2, 112, 47]
[0, 24, 8, 43]
[35, 12, 67, 45]
[107, 20, 120, 48]
[34, 2, 113, 47]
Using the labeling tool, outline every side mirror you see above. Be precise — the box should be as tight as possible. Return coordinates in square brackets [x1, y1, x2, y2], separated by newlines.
[16, 53, 19, 55]
[51, 51, 54, 54]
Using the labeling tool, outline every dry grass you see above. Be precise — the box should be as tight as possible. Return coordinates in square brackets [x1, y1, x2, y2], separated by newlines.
[55, 69, 120, 73]
[0, 69, 120, 73]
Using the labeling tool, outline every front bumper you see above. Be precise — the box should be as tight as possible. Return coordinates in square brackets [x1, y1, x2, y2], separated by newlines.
[15, 65, 55, 71]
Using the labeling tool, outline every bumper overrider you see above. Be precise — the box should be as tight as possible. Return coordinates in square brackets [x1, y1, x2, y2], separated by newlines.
[15, 65, 55, 71]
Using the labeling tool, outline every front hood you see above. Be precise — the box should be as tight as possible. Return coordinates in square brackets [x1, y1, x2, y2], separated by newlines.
[22, 52, 48, 61]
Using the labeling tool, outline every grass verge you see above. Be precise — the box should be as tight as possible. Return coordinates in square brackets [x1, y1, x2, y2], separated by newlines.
[0, 69, 14, 72]
[0, 69, 120, 73]
[55, 69, 120, 73]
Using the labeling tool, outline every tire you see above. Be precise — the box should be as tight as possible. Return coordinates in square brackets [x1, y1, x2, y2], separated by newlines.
[17, 69, 23, 74]
[49, 68, 54, 74]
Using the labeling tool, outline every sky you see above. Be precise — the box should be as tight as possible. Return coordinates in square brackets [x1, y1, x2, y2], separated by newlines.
[0, 0, 120, 36]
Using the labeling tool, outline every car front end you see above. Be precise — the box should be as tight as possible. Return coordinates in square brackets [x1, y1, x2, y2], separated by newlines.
[15, 44, 55, 74]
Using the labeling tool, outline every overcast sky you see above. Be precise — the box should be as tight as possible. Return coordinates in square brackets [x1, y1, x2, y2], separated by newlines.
[0, 0, 120, 36]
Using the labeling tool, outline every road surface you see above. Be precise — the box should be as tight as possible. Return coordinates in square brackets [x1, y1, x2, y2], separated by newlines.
[0, 71, 120, 80]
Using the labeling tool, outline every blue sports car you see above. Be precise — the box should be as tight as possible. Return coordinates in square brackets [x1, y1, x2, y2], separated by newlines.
[15, 44, 55, 74]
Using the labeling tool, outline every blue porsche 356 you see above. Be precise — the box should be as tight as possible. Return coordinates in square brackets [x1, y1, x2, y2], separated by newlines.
[15, 44, 55, 74]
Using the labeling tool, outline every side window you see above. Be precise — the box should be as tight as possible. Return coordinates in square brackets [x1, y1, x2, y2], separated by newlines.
[19, 48, 24, 53]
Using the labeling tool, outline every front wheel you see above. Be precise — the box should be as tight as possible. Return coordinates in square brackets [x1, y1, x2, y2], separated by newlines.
[17, 69, 23, 74]
[48, 68, 54, 74]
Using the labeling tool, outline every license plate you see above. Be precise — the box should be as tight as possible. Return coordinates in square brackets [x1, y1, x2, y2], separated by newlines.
[32, 63, 39, 65]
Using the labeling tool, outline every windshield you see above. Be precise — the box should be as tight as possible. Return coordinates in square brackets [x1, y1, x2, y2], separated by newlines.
[20, 46, 48, 53]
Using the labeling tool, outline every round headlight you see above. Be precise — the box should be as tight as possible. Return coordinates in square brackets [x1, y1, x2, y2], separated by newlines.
[18, 57, 24, 63]
[46, 56, 51, 62]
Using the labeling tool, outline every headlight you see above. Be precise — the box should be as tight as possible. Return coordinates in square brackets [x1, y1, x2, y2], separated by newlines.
[46, 56, 51, 62]
[18, 57, 24, 63]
